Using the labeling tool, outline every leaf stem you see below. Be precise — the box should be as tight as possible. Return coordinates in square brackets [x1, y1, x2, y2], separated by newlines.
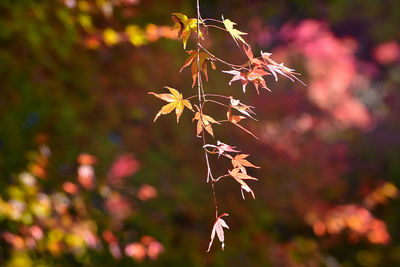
[186, 94, 231, 100]
[202, 18, 223, 24]
[206, 99, 229, 108]
[206, 94, 231, 99]
[214, 174, 230, 182]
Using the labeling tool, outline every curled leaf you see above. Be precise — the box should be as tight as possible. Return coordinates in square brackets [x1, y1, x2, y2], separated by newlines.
[228, 168, 258, 199]
[172, 13, 202, 49]
[227, 106, 246, 124]
[203, 141, 240, 158]
[230, 98, 257, 120]
[207, 213, 229, 252]
[223, 69, 248, 93]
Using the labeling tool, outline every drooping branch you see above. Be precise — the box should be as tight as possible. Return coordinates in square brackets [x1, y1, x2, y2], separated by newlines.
[197, 0, 219, 217]
[149, 1, 304, 252]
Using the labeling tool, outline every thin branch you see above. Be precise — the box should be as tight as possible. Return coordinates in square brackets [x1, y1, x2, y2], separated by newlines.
[199, 43, 243, 69]
[204, 24, 227, 32]
[214, 174, 230, 182]
[206, 99, 229, 108]
[204, 148, 215, 154]
[197, 0, 218, 217]
[186, 94, 231, 100]
[202, 18, 223, 24]
[199, 71, 206, 102]
[211, 182, 218, 218]
[205, 94, 231, 99]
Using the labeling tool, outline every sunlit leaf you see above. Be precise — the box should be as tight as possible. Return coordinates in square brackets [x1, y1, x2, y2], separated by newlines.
[149, 86, 193, 122]
[180, 50, 215, 87]
[203, 141, 240, 158]
[193, 112, 220, 137]
[222, 17, 248, 46]
[172, 13, 202, 49]
[228, 168, 258, 199]
[230, 98, 257, 120]
[231, 154, 260, 174]
[207, 213, 229, 252]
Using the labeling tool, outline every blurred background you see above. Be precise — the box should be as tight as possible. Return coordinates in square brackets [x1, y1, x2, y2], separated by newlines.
[1, 0, 400, 266]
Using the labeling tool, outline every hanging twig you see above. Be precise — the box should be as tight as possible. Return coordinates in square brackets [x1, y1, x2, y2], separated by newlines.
[197, 0, 219, 217]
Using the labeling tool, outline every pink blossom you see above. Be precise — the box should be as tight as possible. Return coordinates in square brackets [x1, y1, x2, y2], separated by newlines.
[372, 41, 400, 64]
[108, 153, 140, 183]
[137, 184, 158, 201]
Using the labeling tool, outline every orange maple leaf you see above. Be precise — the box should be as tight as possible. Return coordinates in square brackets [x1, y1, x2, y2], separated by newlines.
[231, 154, 260, 174]
[149, 86, 193, 123]
[223, 67, 270, 94]
[228, 167, 258, 199]
[193, 112, 220, 137]
[180, 50, 216, 87]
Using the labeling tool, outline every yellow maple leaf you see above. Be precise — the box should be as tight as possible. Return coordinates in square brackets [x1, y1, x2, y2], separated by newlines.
[172, 13, 202, 49]
[222, 17, 248, 46]
[149, 86, 193, 123]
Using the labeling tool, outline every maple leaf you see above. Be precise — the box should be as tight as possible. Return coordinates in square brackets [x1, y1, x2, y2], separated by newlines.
[246, 67, 271, 94]
[193, 112, 220, 137]
[228, 168, 258, 199]
[203, 141, 240, 158]
[222, 69, 248, 93]
[231, 154, 260, 174]
[207, 213, 229, 252]
[222, 16, 248, 46]
[223, 67, 270, 94]
[180, 50, 216, 87]
[230, 98, 257, 120]
[227, 106, 259, 140]
[172, 13, 202, 49]
[227, 106, 246, 124]
[243, 45, 264, 66]
[261, 51, 306, 86]
[149, 86, 193, 123]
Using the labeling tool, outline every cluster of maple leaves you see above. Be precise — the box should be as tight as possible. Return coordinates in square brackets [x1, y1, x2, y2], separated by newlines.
[149, 11, 302, 252]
